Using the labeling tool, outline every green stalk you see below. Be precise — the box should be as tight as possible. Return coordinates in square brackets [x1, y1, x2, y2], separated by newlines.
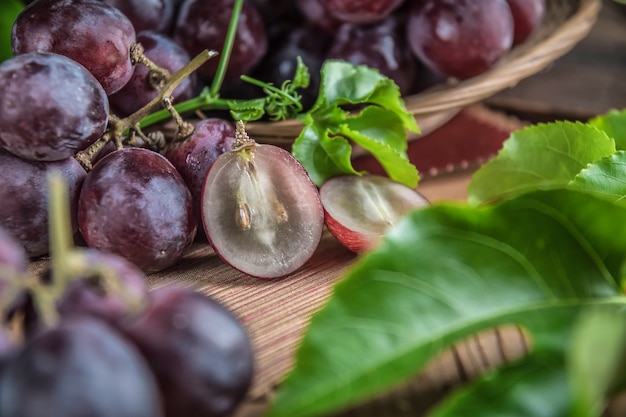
[210, 0, 244, 97]
[138, 91, 232, 129]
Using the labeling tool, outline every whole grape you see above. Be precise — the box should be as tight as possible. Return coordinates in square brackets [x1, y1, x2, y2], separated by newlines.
[109, 31, 196, 117]
[12, 0, 137, 95]
[125, 286, 254, 417]
[0, 151, 86, 258]
[295, 0, 342, 34]
[0, 52, 108, 161]
[327, 16, 418, 95]
[173, 0, 268, 81]
[77, 148, 197, 272]
[164, 118, 236, 219]
[103, 0, 176, 33]
[506, 0, 546, 45]
[0, 317, 164, 417]
[406, 0, 514, 80]
[320, 0, 405, 24]
[0, 226, 28, 288]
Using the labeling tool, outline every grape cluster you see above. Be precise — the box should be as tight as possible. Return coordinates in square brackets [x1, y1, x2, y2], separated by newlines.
[0, 224, 254, 417]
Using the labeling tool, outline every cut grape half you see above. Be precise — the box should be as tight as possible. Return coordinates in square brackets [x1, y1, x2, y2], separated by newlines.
[201, 136, 324, 279]
[321, 175, 429, 253]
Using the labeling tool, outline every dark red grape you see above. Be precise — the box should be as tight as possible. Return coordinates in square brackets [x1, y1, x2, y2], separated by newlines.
[103, 0, 176, 33]
[12, 0, 137, 95]
[327, 16, 418, 95]
[78, 147, 197, 272]
[125, 286, 253, 417]
[0, 151, 86, 258]
[0, 52, 108, 161]
[173, 0, 268, 81]
[109, 31, 196, 117]
[0, 226, 28, 284]
[406, 0, 514, 80]
[295, 0, 342, 34]
[56, 249, 149, 324]
[0, 316, 163, 417]
[164, 118, 236, 219]
[320, 0, 405, 24]
[506, 0, 546, 45]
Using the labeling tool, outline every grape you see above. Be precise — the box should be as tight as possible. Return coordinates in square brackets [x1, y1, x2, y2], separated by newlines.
[103, 0, 176, 33]
[164, 118, 236, 219]
[77, 147, 197, 273]
[0, 151, 86, 258]
[0, 327, 14, 357]
[295, 0, 342, 34]
[406, 0, 514, 80]
[0, 316, 164, 417]
[202, 138, 324, 279]
[12, 0, 137, 95]
[109, 31, 196, 117]
[320, 0, 405, 24]
[0, 225, 28, 284]
[56, 249, 150, 325]
[327, 16, 418, 95]
[0, 52, 109, 161]
[125, 286, 253, 417]
[506, 0, 546, 45]
[173, 0, 268, 81]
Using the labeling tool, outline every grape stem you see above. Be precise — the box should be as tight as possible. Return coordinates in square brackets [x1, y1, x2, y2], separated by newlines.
[210, 0, 244, 97]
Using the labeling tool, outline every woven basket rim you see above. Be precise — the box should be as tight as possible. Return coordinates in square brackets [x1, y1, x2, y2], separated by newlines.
[246, 0, 601, 140]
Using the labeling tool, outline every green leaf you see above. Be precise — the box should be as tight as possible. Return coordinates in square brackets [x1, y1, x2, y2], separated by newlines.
[291, 56, 310, 90]
[266, 189, 626, 417]
[569, 151, 626, 204]
[228, 98, 266, 122]
[588, 109, 626, 151]
[0, 0, 22, 63]
[468, 121, 615, 205]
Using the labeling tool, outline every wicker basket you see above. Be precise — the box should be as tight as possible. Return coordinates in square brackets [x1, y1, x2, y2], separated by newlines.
[246, 0, 601, 145]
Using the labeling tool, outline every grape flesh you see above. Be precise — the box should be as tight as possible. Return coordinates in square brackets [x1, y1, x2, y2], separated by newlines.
[0, 151, 86, 258]
[173, 0, 268, 81]
[12, 0, 137, 95]
[109, 31, 196, 117]
[327, 16, 418, 95]
[0, 317, 163, 417]
[164, 118, 236, 219]
[506, 0, 546, 45]
[124, 286, 253, 417]
[406, 0, 514, 80]
[103, 0, 176, 33]
[202, 143, 324, 279]
[78, 148, 197, 272]
[0, 52, 109, 161]
[320, 0, 405, 24]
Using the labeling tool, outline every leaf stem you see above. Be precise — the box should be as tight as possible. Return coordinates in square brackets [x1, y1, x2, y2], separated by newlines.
[210, 0, 244, 97]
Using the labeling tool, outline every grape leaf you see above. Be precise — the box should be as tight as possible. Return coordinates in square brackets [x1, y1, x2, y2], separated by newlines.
[0, 0, 22, 63]
[265, 189, 626, 417]
[468, 121, 615, 205]
[568, 151, 626, 204]
[293, 60, 419, 188]
[588, 109, 626, 151]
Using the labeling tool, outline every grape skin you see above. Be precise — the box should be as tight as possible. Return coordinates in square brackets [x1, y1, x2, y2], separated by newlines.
[104, 0, 176, 33]
[0, 151, 86, 258]
[506, 0, 546, 45]
[12, 0, 137, 95]
[78, 148, 197, 273]
[0, 317, 164, 417]
[0, 52, 109, 161]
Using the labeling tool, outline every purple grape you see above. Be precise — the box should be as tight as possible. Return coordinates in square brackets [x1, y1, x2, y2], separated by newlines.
[77, 148, 197, 272]
[56, 249, 150, 325]
[506, 0, 546, 45]
[103, 0, 176, 33]
[0, 316, 164, 417]
[295, 0, 342, 34]
[0, 151, 87, 258]
[164, 118, 236, 219]
[0, 225, 28, 283]
[321, 0, 405, 24]
[125, 286, 254, 417]
[0, 52, 109, 161]
[109, 31, 196, 117]
[12, 0, 137, 95]
[327, 16, 418, 95]
[173, 0, 268, 81]
[248, 0, 299, 26]
[406, 0, 514, 80]
[0, 327, 14, 357]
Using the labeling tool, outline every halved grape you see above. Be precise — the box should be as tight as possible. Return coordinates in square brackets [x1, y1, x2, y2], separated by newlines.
[202, 140, 324, 279]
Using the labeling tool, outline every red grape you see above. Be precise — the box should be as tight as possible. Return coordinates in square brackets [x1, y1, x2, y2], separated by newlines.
[0, 52, 108, 161]
[295, 0, 342, 34]
[78, 148, 197, 272]
[103, 0, 176, 33]
[406, 0, 514, 80]
[12, 0, 137, 95]
[506, 0, 546, 45]
[321, 0, 405, 24]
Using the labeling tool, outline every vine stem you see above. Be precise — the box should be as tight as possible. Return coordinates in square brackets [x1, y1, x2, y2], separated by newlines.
[210, 0, 244, 97]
